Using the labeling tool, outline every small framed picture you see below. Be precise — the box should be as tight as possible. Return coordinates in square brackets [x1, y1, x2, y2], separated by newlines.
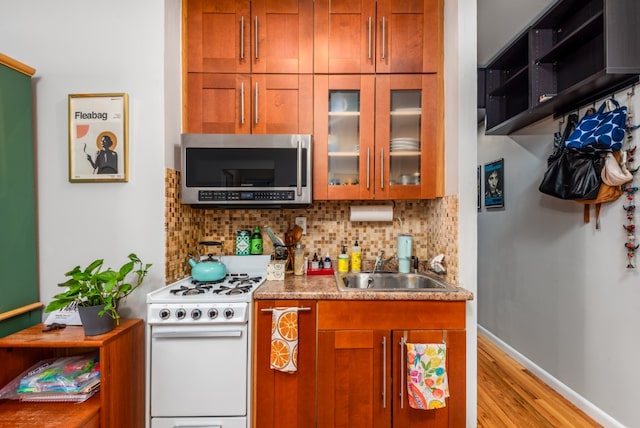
[68, 93, 129, 182]
[484, 158, 504, 208]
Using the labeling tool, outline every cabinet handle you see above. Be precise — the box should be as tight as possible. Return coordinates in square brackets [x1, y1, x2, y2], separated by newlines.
[380, 147, 385, 189]
[367, 16, 372, 60]
[297, 139, 302, 196]
[382, 336, 387, 409]
[366, 147, 370, 189]
[240, 16, 245, 60]
[254, 16, 259, 59]
[400, 336, 405, 408]
[240, 81, 245, 125]
[381, 16, 386, 60]
[260, 307, 311, 312]
[254, 81, 259, 125]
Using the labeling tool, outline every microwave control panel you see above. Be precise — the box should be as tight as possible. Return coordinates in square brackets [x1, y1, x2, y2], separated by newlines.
[198, 190, 296, 202]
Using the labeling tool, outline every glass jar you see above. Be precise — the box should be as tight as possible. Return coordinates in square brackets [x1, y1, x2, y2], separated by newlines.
[294, 244, 305, 276]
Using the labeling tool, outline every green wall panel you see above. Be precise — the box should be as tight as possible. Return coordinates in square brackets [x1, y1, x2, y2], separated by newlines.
[0, 61, 39, 329]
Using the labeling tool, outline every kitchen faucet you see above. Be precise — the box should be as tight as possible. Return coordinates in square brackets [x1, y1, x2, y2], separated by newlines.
[373, 250, 396, 273]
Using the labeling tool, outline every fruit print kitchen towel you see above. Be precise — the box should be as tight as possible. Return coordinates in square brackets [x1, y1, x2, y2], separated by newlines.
[270, 307, 299, 373]
[406, 342, 449, 409]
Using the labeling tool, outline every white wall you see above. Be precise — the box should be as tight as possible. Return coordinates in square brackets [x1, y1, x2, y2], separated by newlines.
[0, 0, 169, 319]
[478, 90, 640, 426]
[445, 1, 478, 424]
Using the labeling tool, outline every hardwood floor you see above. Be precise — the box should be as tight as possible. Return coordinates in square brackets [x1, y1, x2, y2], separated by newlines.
[477, 333, 602, 427]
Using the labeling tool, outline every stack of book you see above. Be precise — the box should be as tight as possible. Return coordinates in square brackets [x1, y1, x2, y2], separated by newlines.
[15, 353, 100, 403]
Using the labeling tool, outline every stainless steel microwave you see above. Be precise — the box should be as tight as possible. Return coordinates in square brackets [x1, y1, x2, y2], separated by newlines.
[180, 134, 312, 207]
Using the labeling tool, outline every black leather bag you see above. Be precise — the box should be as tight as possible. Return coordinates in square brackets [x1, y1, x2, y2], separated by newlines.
[539, 113, 604, 200]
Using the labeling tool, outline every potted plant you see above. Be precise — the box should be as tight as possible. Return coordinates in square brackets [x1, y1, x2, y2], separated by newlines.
[45, 253, 151, 335]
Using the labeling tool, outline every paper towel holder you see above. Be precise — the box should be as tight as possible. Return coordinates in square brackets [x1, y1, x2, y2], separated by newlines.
[349, 203, 395, 222]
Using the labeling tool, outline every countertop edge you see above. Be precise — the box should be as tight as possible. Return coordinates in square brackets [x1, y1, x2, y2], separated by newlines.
[254, 276, 474, 301]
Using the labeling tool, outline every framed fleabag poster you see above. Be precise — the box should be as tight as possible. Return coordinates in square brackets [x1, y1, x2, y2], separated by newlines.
[68, 93, 128, 182]
[484, 158, 504, 208]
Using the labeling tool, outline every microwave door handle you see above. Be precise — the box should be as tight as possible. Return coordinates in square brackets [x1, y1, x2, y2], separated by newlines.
[297, 139, 302, 196]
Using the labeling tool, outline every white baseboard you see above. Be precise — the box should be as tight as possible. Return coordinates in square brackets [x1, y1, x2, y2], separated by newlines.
[478, 325, 624, 428]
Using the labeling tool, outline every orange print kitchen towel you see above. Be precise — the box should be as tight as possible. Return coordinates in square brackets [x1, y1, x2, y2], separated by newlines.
[270, 308, 299, 373]
[406, 342, 449, 409]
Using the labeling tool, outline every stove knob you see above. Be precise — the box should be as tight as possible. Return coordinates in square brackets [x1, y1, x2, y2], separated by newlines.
[175, 308, 186, 320]
[159, 309, 171, 320]
[208, 308, 218, 319]
[224, 308, 235, 319]
[191, 309, 202, 320]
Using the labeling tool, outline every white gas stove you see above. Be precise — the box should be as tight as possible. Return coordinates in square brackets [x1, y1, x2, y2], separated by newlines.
[146, 255, 269, 428]
[146, 255, 269, 324]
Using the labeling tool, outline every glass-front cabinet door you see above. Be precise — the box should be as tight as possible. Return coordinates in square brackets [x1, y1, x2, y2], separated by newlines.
[314, 74, 441, 200]
[313, 75, 375, 200]
[375, 73, 440, 199]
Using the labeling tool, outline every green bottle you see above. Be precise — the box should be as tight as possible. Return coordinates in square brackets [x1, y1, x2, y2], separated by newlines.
[250, 226, 263, 255]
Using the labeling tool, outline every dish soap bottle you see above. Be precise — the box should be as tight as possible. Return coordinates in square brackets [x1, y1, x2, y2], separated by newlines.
[250, 226, 263, 255]
[337, 246, 349, 273]
[351, 240, 361, 272]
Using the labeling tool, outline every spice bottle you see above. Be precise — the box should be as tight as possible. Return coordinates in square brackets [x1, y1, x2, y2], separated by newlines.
[351, 240, 361, 272]
[250, 226, 263, 255]
[337, 246, 349, 273]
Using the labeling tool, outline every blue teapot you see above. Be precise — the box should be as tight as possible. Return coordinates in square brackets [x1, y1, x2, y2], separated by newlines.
[188, 241, 227, 282]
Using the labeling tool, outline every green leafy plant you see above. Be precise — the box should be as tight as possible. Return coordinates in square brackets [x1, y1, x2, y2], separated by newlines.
[45, 253, 151, 324]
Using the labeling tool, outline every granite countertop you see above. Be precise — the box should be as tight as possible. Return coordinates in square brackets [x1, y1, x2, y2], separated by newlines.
[254, 272, 474, 301]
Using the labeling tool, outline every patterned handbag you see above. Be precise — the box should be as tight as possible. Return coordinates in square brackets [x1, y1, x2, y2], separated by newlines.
[565, 99, 627, 153]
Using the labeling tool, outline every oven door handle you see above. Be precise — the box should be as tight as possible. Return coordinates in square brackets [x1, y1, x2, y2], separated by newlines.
[152, 330, 243, 339]
[173, 425, 222, 428]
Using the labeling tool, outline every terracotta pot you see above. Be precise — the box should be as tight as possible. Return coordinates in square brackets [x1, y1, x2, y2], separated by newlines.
[78, 304, 115, 336]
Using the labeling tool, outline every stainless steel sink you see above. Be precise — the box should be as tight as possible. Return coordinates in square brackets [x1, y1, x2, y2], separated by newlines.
[335, 271, 458, 292]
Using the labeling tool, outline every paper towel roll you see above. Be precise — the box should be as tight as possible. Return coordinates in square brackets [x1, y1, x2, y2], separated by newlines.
[349, 205, 394, 222]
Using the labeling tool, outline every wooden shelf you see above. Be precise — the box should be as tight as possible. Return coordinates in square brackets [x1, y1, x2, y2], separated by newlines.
[0, 319, 144, 428]
[0, 395, 100, 428]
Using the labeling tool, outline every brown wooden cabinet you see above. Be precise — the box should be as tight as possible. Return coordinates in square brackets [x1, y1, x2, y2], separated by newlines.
[184, 0, 314, 134]
[316, 301, 465, 428]
[314, 0, 442, 74]
[185, 0, 312, 74]
[253, 300, 316, 428]
[186, 73, 312, 134]
[251, 0, 314, 74]
[0, 319, 144, 428]
[185, 0, 251, 74]
[314, 73, 443, 200]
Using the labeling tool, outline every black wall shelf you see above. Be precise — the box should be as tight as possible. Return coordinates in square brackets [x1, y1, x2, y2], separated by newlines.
[484, 0, 640, 135]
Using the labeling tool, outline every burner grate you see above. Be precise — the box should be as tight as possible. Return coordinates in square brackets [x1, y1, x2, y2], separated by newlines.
[191, 277, 226, 286]
[170, 284, 214, 296]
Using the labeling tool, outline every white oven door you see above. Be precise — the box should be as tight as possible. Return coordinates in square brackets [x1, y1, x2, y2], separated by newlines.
[150, 324, 248, 417]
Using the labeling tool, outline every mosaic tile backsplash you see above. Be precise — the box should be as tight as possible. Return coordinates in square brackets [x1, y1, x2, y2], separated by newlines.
[166, 169, 459, 284]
